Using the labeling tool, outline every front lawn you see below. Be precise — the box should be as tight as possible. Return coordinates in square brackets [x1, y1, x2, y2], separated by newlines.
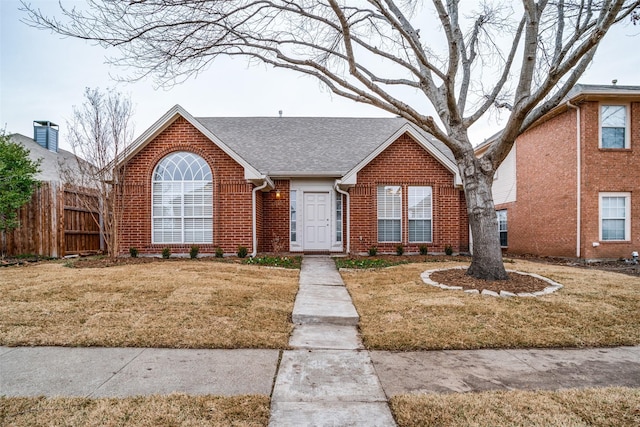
[390, 387, 640, 427]
[341, 259, 640, 350]
[0, 394, 269, 427]
[0, 261, 299, 348]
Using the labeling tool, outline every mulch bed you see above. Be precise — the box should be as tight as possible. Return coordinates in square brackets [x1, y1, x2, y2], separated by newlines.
[429, 268, 550, 293]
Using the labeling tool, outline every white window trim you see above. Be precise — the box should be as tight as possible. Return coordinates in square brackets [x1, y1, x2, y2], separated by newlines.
[408, 186, 433, 243]
[599, 103, 630, 149]
[377, 185, 402, 243]
[599, 192, 631, 242]
[151, 152, 213, 245]
[497, 209, 508, 247]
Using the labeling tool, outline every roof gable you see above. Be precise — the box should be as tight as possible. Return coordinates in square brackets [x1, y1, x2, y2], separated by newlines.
[121, 105, 264, 181]
[340, 123, 462, 187]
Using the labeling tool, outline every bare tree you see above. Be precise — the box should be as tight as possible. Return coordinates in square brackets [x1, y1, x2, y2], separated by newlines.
[24, 0, 640, 279]
[62, 87, 134, 260]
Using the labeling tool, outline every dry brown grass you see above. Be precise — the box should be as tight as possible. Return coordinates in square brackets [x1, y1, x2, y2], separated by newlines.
[341, 259, 640, 350]
[0, 261, 298, 348]
[390, 387, 640, 427]
[0, 394, 269, 427]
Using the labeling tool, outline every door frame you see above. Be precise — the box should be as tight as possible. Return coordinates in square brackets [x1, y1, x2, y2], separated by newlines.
[289, 179, 343, 252]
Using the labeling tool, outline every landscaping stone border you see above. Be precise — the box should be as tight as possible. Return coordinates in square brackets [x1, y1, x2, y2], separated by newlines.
[420, 266, 564, 297]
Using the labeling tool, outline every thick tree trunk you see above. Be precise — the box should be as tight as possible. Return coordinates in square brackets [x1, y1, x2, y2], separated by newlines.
[458, 152, 509, 281]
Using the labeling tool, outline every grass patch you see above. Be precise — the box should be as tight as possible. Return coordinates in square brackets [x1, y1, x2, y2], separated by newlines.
[335, 258, 409, 269]
[390, 387, 640, 427]
[342, 259, 640, 350]
[0, 394, 269, 427]
[244, 255, 302, 269]
[0, 261, 298, 348]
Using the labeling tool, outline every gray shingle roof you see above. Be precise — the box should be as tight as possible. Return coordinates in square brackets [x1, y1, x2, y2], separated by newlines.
[194, 117, 455, 176]
[9, 133, 83, 182]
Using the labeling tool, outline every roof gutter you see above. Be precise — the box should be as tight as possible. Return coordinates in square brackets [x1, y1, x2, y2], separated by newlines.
[251, 176, 273, 257]
[334, 180, 351, 254]
[566, 101, 581, 258]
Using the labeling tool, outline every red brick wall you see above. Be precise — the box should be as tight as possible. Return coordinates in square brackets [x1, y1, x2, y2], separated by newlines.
[260, 179, 290, 253]
[119, 117, 254, 256]
[505, 100, 640, 260]
[579, 101, 640, 259]
[349, 133, 468, 254]
[507, 110, 578, 257]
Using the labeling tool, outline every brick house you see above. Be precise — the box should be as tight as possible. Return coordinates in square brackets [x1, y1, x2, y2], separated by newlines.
[476, 84, 640, 260]
[117, 105, 468, 256]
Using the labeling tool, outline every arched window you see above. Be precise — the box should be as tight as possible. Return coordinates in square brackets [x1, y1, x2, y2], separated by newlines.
[152, 152, 213, 243]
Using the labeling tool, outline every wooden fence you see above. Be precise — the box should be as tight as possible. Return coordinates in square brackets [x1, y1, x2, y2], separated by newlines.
[1, 182, 102, 258]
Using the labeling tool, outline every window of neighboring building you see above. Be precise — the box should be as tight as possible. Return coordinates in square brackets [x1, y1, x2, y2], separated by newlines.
[408, 186, 432, 242]
[336, 192, 343, 242]
[600, 105, 628, 149]
[600, 192, 631, 241]
[497, 209, 508, 247]
[377, 185, 401, 242]
[152, 152, 213, 244]
[290, 190, 297, 242]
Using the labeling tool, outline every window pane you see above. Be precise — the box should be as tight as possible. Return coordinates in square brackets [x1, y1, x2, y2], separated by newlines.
[409, 219, 432, 242]
[378, 219, 401, 242]
[602, 219, 625, 240]
[602, 128, 625, 148]
[601, 106, 627, 148]
[408, 187, 432, 220]
[152, 152, 213, 244]
[601, 196, 627, 241]
[290, 190, 297, 242]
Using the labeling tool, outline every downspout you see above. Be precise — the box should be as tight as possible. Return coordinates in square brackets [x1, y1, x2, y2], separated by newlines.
[567, 101, 581, 258]
[251, 178, 269, 258]
[334, 181, 351, 254]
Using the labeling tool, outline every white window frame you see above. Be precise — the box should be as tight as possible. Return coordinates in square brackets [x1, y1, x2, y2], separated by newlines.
[599, 104, 630, 149]
[336, 192, 343, 243]
[599, 192, 631, 242]
[408, 186, 433, 243]
[377, 185, 402, 243]
[290, 190, 297, 243]
[497, 209, 508, 247]
[152, 152, 213, 244]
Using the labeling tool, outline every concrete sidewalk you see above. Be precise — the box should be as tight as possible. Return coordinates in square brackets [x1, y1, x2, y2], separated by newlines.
[0, 347, 278, 398]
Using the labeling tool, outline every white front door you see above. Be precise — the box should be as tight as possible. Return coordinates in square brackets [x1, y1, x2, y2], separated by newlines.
[303, 192, 331, 250]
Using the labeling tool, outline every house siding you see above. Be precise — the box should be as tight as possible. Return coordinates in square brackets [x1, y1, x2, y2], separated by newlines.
[505, 110, 578, 257]
[496, 99, 640, 260]
[579, 101, 640, 259]
[350, 133, 468, 254]
[260, 179, 291, 253]
[119, 117, 254, 256]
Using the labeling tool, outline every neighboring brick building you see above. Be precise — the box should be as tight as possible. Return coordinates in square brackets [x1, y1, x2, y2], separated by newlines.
[476, 84, 640, 260]
[117, 105, 468, 256]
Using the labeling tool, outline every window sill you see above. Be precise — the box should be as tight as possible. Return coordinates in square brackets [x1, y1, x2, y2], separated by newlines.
[598, 148, 631, 152]
[598, 240, 631, 244]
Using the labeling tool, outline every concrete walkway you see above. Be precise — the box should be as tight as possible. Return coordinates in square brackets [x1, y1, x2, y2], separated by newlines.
[269, 256, 397, 426]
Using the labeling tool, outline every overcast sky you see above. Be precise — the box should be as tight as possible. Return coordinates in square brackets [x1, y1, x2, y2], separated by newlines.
[1, 1, 639, 151]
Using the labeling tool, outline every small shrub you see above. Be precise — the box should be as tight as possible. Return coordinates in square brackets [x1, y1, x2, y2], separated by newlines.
[445, 245, 453, 256]
[419, 245, 428, 255]
[215, 247, 224, 258]
[368, 246, 378, 256]
[237, 246, 248, 258]
[190, 245, 199, 259]
[396, 244, 404, 256]
[161, 247, 171, 259]
[129, 247, 139, 258]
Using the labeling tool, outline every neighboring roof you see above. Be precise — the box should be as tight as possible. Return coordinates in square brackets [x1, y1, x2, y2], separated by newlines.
[474, 83, 640, 154]
[9, 133, 83, 182]
[194, 116, 456, 177]
[564, 83, 640, 100]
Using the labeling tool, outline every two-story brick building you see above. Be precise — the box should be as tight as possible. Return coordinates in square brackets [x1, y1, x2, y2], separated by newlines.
[477, 84, 640, 260]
